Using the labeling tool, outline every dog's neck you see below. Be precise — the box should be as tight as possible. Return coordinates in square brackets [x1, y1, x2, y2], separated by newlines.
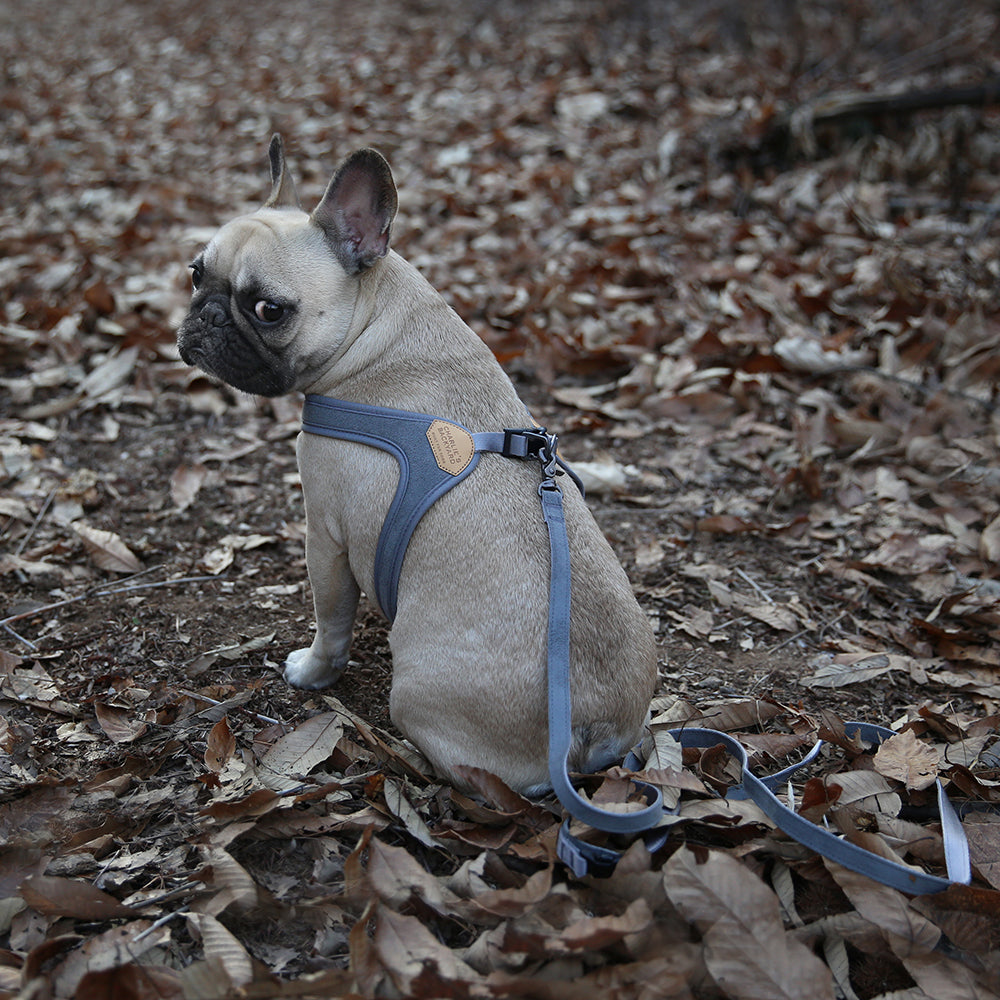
[301, 252, 518, 423]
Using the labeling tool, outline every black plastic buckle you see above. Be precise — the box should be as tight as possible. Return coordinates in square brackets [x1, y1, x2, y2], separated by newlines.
[557, 823, 621, 878]
[502, 427, 555, 460]
[556, 822, 671, 879]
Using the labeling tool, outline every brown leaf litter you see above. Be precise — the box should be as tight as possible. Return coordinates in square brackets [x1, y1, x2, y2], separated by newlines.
[3, 0, 1000, 996]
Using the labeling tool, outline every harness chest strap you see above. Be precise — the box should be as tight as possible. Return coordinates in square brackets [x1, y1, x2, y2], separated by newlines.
[302, 394, 485, 621]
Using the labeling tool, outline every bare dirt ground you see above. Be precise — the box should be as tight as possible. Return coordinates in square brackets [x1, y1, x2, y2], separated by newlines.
[3, 1, 1000, 997]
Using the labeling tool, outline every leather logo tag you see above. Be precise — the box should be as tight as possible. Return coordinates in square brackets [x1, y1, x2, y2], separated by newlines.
[426, 420, 475, 476]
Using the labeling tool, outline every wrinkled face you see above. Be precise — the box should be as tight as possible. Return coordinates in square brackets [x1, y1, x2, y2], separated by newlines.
[177, 209, 357, 396]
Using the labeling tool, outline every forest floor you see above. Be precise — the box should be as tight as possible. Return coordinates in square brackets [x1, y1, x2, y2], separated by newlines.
[2, 1, 1000, 997]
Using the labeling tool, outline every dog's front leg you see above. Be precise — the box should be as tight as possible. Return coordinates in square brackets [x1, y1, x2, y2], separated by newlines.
[284, 526, 360, 690]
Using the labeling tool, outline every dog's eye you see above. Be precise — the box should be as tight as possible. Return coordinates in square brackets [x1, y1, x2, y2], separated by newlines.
[189, 262, 203, 290]
[254, 300, 285, 323]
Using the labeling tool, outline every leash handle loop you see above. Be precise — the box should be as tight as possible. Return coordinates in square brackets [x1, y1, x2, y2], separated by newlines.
[567, 725, 972, 891]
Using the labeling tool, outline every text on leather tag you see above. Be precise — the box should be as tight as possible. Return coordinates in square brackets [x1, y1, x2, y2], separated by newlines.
[426, 420, 475, 476]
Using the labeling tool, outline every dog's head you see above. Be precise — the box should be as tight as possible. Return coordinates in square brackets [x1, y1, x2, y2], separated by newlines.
[176, 135, 398, 396]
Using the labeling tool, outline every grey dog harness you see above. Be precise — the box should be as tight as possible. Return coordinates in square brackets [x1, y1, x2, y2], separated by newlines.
[301, 394, 972, 889]
[302, 394, 578, 621]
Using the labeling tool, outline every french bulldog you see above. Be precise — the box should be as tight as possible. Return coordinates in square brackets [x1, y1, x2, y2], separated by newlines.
[177, 136, 656, 795]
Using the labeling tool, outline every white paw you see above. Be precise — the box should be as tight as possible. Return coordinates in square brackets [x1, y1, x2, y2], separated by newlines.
[283, 647, 347, 690]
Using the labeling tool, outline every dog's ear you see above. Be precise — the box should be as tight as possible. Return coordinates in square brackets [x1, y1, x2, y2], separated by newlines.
[263, 134, 300, 209]
[311, 148, 398, 274]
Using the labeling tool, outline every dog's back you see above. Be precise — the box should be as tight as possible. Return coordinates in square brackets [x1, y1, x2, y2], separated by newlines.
[300, 250, 656, 793]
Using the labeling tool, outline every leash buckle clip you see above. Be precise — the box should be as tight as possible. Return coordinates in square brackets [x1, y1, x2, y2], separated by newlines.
[503, 427, 560, 473]
[502, 427, 551, 457]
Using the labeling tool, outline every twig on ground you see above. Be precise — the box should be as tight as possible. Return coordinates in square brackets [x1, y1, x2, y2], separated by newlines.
[15, 488, 56, 558]
[735, 567, 774, 603]
[770, 628, 812, 654]
[770, 611, 848, 653]
[10, 488, 56, 585]
[178, 688, 281, 727]
[0, 572, 223, 630]
[132, 909, 192, 942]
[2, 623, 38, 651]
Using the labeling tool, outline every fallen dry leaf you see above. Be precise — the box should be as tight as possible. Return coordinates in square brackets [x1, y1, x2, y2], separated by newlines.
[664, 847, 835, 1000]
[19, 875, 136, 921]
[873, 727, 942, 791]
[826, 863, 942, 957]
[371, 901, 480, 993]
[980, 513, 1000, 563]
[204, 716, 236, 773]
[257, 712, 344, 792]
[170, 462, 209, 511]
[49, 920, 170, 998]
[94, 702, 148, 744]
[70, 522, 144, 574]
[185, 913, 254, 987]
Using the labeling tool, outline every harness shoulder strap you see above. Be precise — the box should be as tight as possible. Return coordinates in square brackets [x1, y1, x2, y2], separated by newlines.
[302, 394, 485, 621]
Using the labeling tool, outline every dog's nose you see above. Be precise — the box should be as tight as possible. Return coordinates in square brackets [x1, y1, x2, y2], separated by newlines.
[202, 301, 230, 328]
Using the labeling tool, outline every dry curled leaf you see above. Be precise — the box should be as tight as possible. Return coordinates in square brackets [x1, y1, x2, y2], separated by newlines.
[204, 716, 235, 773]
[94, 702, 148, 744]
[185, 914, 254, 988]
[170, 462, 209, 511]
[873, 728, 942, 791]
[71, 522, 144, 573]
[664, 847, 835, 1000]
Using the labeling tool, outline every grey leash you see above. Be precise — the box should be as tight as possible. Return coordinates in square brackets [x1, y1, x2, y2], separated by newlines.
[530, 435, 664, 839]
[588, 724, 972, 893]
[509, 436, 974, 890]
[301, 395, 973, 891]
